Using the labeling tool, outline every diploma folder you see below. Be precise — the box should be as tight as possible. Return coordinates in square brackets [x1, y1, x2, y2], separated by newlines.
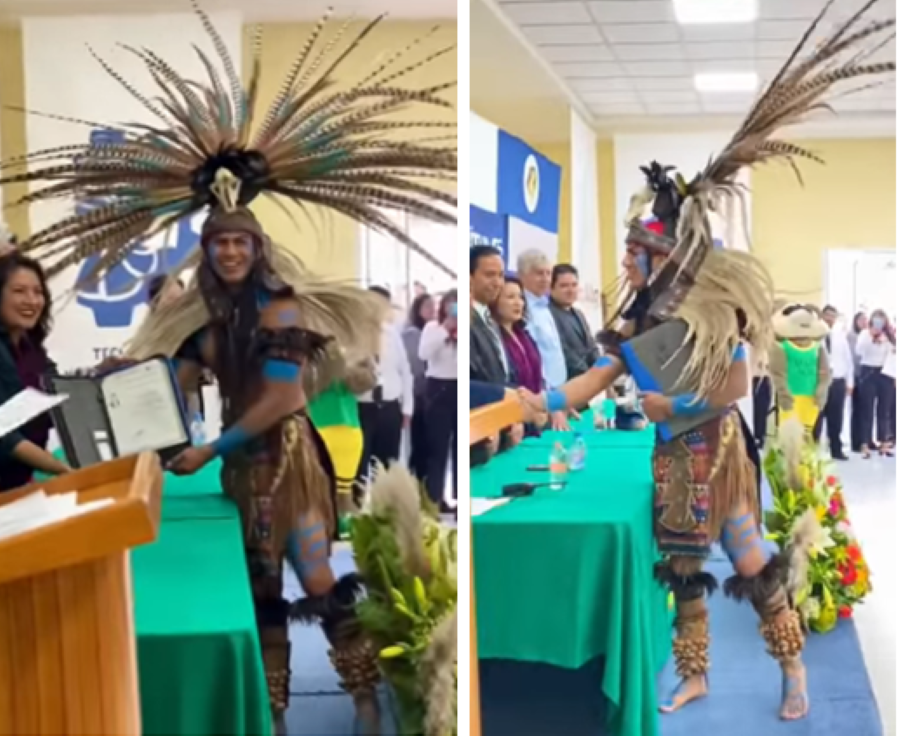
[618, 320, 721, 442]
[45, 357, 190, 468]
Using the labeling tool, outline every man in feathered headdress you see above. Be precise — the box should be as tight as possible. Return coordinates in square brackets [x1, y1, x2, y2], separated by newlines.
[0, 6, 457, 732]
[519, 0, 895, 720]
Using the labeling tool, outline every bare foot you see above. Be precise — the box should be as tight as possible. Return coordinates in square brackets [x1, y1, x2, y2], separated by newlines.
[780, 660, 809, 720]
[659, 674, 708, 713]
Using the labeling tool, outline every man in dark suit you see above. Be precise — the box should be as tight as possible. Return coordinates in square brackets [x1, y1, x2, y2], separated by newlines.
[470, 245, 508, 384]
[548, 264, 599, 379]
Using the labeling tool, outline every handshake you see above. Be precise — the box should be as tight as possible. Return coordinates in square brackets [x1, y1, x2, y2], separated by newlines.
[504, 387, 577, 433]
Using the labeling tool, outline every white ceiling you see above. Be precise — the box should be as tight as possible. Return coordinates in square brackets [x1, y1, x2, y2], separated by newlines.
[0, 0, 457, 22]
[494, 0, 895, 129]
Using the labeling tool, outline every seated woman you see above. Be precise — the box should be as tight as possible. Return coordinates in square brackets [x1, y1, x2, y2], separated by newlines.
[491, 277, 545, 438]
[0, 252, 70, 490]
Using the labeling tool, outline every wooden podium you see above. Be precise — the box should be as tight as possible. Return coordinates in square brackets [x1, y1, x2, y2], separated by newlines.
[0, 452, 163, 735]
[469, 397, 527, 736]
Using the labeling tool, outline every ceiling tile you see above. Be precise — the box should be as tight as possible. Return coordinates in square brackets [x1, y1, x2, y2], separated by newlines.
[541, 45, 616, 62]
[624, 60, 691, 77]
[680, 23, 757, 43]
[756, 39, 797, 58]
[587, 1, 674, 24]
[686, 41, 756, 60]
[555, 61, 624, 78]
[601, 23, 681, 43]
[701, 98, 754, 114]
[591, 102, 647, 116]
[630, 76, 696, 91]
[637, 89, 699, 103]
[691, 59, 762, 75]
[503, 2, 593, 25]
[570, 77, 635, 92]
[580, 90, 641, 104]
[612, 43, 686, 61]
[759, 0, 833, 21]
[522, 24, 606, 44]
[644, 101, 702, 115]
[756, 19, 823, 41]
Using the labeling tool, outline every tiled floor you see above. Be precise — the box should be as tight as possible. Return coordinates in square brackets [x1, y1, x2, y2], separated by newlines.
[839, 453, 896, 735]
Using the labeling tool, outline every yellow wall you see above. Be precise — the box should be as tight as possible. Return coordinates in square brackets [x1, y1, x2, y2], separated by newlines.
[0, 24, 28, 238]
[244, 21, 456, 280]
[752, 137, 896, 304]
[596, 138, 617, 298]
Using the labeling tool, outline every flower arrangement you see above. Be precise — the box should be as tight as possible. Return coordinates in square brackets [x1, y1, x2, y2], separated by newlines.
[351, 464, 457, 736]
[763, 431, 872, 634]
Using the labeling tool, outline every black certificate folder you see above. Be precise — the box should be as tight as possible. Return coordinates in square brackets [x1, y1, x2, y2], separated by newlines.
[45, 357, 191, 468]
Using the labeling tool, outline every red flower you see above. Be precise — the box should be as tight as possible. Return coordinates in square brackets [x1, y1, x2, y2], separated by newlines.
[847, 545, 862, 562]
[840, 563, 858, 586]
[829, 498, 841, 517]
[826, 475, 837, 487]
[839, 606, 853, 619]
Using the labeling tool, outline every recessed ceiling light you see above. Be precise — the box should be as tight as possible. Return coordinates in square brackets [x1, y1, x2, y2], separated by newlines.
[694, 72, 759, 93]
[674, 0, 758, 25]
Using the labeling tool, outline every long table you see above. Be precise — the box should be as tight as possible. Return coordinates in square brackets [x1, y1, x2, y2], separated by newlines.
[471, 428, 670, 736]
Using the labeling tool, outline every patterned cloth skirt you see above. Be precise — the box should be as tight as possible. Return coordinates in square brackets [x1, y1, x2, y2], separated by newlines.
[652, 408, 759, 558]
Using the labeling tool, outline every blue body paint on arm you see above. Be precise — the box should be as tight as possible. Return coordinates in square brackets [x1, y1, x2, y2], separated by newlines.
[593, 355, 615, 370]
[210, 425, 252, 458]
[263, 359, 300, 382]
[546, 389, 567, 413]
[671, 393, 711, 417]
[733, 343, 747, 362]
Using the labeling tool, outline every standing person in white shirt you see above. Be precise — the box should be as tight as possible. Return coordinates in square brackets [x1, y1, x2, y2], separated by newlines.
[855, 309, 895, 458]
[419, 289, 458, 514]
[813, 306, 854, 460]
[517, 250, 570, 431]
[355, 286, 414, 487]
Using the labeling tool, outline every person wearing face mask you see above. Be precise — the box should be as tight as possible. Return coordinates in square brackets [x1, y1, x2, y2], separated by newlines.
[419, 289, 458, 514]
[855, 309, 895, 458]
[0, 251, 71, 490]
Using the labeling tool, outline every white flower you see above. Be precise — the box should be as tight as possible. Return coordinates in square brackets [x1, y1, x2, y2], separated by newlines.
[808, 524, 836, 557]
[800, 596, 821, 622]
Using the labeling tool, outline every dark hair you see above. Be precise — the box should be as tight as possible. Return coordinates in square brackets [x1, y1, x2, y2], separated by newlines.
[147, 274, 184, 306]
[437, 289, 457, 322]
[408, 292, 434, 331]
[490, 276, 528, 327]
[368, 285, 391, 301]
[853, 311, 867, 333]
[470, 245, 502, 275]
[551, 263, 579, 286]
[0, 253, 53, 346]
[869, 309, 895, 344]
[822, 304, 837, 315]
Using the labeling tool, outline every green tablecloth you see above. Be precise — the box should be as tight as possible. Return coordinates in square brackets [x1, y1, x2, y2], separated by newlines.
[519, 409, 655, 450]
[471, 437, 670, 736]
[44, 456, 271, 736]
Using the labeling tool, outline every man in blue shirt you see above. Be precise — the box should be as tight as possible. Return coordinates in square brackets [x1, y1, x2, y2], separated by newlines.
[517, 249, 569, 429]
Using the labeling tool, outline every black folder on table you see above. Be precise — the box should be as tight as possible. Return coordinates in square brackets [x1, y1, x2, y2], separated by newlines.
[618, 319, 721, 442]
[44, 356, 190, 468]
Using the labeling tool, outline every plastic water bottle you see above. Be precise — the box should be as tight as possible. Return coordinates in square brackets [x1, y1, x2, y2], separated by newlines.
[549, 442, 568, 490]
[569, 433, 587, 471]
[190, 412, 206, 446]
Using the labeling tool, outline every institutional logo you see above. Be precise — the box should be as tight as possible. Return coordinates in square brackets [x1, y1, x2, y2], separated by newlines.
[523, 154, 540, 214]
[74, 129, 199, 328]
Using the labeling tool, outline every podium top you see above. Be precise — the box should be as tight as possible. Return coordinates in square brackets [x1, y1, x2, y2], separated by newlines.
[0, 452, 163, 585]
[470, 398, 525, 446]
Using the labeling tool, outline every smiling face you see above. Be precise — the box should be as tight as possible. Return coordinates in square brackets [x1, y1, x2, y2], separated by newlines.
[1, 266, 46, 333]
[207, 230, 256, 285]
[551, 271, 579, 307]
[495, 280, 525, 326]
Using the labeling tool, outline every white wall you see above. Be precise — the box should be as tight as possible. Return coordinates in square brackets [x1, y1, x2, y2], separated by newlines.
[469, 111, 498, 212]
[22, 12, 243, 370]
[613, 133, 752, 264]
[570, 109, 601, 330]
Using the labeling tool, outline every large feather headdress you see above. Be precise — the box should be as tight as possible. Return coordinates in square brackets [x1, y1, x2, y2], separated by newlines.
[624, 0, 894, 310]
[0, 1, 457, 286]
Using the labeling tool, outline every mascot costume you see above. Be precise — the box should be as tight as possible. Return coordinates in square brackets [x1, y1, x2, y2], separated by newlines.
[769, 304, 831, 434]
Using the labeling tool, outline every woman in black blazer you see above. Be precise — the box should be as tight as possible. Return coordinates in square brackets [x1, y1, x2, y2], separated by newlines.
[0, 252, 69, 490]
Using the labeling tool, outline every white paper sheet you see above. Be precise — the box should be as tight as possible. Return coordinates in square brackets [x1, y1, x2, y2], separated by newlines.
[471, 498, 511, 517]
[101, 360, 188, 456]
[0, 388, 68, 439]
[0, 490, 114, 542]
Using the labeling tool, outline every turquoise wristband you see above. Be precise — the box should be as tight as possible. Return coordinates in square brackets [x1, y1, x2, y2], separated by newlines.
[546, 389, 567, 413]
[594, 355, 615, 370]
[211, 425, 251, 458]
[671, 393, 710, 417]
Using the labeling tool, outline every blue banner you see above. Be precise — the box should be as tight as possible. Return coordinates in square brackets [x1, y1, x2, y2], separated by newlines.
[469, 205, 508, 265]
[495, 130, 561, 234]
